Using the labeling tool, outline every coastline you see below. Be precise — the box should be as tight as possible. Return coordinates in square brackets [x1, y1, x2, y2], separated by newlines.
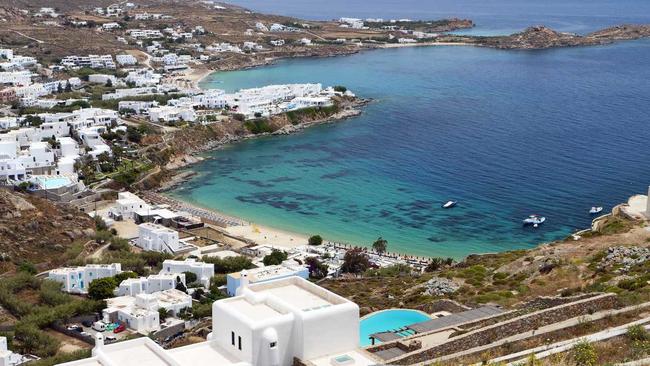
[146, 34, 649, 258]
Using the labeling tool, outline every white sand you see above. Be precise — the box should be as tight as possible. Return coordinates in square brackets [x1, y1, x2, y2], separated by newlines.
[224, 224, 309, 249]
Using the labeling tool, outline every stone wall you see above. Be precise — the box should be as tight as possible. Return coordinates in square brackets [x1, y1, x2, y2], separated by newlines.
[390, 294, 619, 365]
[369, 339, 422, 353]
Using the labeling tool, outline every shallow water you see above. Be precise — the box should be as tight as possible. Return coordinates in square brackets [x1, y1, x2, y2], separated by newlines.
[169, 38, 650, 258]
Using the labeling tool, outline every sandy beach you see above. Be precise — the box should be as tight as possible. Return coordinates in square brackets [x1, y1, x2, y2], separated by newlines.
[164, 66, 215, 90]
[224, 223, 310, 249]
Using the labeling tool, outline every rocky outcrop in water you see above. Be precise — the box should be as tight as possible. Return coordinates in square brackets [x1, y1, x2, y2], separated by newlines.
[474, 24, 650, 49]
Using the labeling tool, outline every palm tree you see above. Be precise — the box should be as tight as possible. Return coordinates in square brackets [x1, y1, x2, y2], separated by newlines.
[372, 237, 388, 254]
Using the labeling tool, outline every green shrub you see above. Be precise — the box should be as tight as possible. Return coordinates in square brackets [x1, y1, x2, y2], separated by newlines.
[243, 119, 273, 134]
[308, 235, 323, 246]
[572, 340, 598, 366]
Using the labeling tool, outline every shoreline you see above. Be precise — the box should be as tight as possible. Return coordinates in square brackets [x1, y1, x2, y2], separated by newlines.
[144, 38, 643, 259]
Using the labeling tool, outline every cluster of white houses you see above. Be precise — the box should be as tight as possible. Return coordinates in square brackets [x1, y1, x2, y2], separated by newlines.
[0, 107, 118, 183]
[59, 274, 375, 366]
[48, 258, 214, 333]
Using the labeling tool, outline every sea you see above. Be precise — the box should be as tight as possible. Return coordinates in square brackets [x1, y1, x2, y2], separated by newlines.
[168, 0, 650, 258]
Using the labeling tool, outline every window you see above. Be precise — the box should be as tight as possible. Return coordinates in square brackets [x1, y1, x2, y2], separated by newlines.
[238, 336, 241, 351]
[231, 331, 235, 346]
[270, 342, 277, 348]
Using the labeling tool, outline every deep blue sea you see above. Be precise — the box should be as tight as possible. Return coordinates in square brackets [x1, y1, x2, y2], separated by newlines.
[169, 1, 650, 258]
[226, 0, 650, 35]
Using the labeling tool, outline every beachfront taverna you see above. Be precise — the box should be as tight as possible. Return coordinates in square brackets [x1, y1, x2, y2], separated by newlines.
[58, 274, 377, 366]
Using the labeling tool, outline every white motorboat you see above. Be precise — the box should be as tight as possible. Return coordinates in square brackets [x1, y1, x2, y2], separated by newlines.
[523, 215, 545, 227]
[589, 206, 603, 215]
[442, 200, 457, 209]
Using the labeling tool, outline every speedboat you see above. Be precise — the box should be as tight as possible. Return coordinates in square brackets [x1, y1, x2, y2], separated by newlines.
[589, 206, 603, 215]
[522, 215, 545, 227]
[442, 200, 457, 209]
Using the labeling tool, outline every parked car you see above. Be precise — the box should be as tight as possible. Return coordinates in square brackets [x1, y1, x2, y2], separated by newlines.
[66, 324, 81, 331]
[80, 331, 91, 337]
[113, 323, 126, 333]
[81, 320, 93, 327]
[92, 321, 106, 332]
[105, 335, 117, 343]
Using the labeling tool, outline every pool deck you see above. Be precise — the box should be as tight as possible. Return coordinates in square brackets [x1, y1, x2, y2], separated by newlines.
[368, 305, 503, 344]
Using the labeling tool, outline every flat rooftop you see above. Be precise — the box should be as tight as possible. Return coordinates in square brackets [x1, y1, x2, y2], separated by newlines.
[168, 342, 241, 366]
[230, 264, 304, 282]
[249, 278, 341, 311]
[226, 297, 285, 322]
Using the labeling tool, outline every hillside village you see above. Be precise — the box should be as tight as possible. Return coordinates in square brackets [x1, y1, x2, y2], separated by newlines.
[0, 1, 650, 366]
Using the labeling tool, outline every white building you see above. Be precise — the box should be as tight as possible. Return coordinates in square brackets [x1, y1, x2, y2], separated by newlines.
[125, 69, 161, 86]
[60, 55, 115, 69]
[60, 276, 373, 366]
[118, 100, 159, 114]
[0, 336, 33, 366]
[88, 74, 117, 85]
[226, 263, 308, 296]
[103, 289, 192, 333]
[117, 273, 186, 296]
[110, 191, 150, 220]
[149, 106, 197, 123]
[48, 263, 122, 294]
[136, 223, 181, 253]
[160, 259, 214, 287]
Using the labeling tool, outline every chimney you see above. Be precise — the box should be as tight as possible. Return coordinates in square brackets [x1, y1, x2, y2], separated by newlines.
[238, 270, 249, 294]
[92, 333, 104, 356]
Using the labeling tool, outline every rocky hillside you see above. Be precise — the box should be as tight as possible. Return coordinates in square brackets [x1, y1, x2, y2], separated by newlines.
[0, 189, 96, 272]
[475, 24, 650, 49]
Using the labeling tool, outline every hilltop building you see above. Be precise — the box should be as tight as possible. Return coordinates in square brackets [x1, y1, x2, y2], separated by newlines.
[59, 276, 375, 366]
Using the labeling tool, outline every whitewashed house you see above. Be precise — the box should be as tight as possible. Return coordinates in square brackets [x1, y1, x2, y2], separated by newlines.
[117, 273, 186, 296]
[48, 263, 122, 294]
[136, 222, 181, 253]
[103, 289, 191, 332]
[160, 259, 214, 287]
[60, 276, 370, 366]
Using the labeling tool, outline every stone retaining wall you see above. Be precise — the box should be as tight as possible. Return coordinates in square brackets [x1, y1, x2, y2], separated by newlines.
[390, 294, 619, 365]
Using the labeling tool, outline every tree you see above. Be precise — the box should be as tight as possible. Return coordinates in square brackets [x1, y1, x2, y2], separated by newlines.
[88, 277, 118, 300]
[175, 281, 187, 293]
[158, 307, 169, 321]
[341, 248, 371, 274]
[183, 271, 197, 284]
[372, 237, 388, 254]
[334, 85, 347, 93]
[308, 235, 323, 246]
[108, 237, 130, 251]
[425, 257, 444, 272]
[305, 257, 328, 280]
[105, 79, 113, 87]
[263, 249, 288, 266]
[202, 255, 254, 274]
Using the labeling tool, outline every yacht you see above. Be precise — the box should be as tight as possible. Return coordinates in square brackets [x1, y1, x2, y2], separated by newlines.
[523, 215, 545, 227]
[589, 206, 603, 215]
[442, 200, 457, 209]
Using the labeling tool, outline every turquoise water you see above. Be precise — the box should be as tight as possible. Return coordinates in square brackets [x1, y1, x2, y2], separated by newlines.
[170, 40, 650, 258]
[38, 177, 72, 189]
[359, 310, 431, 346]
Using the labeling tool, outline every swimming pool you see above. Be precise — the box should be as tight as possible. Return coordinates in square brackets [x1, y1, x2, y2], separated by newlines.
[359, 309, 431, 347]
[34, 176, 72, 190]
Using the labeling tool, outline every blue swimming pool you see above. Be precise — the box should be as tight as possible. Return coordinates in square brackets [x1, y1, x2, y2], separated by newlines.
[359, 309, 431, 347]
[35, 177, 72, 189]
